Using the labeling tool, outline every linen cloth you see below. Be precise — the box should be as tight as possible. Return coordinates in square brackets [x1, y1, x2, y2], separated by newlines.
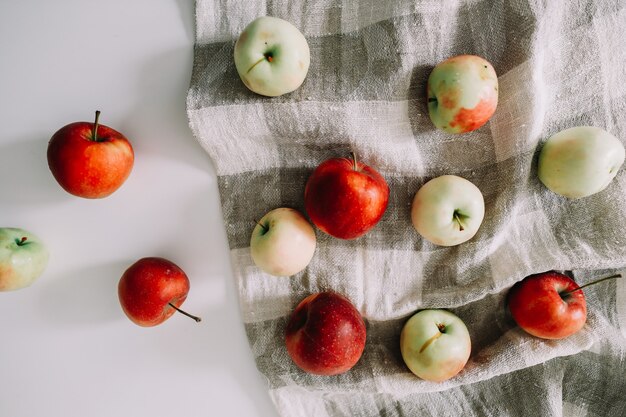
[187, 1, 626, 416]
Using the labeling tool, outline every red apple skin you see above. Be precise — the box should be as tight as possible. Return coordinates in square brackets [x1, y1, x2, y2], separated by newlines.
[285, 292, 367, 376]
[304, 156, 389, 239]
[507, 271, 587, 339]
[47, 119, 134, 199]
[118, 257, 190, 327]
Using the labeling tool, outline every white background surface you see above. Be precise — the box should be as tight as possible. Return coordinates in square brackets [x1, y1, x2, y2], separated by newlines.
[0, 1, 279, 416]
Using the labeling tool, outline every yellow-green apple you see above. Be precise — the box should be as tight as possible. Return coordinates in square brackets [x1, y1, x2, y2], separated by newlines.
[250, 208, 316, 276]
[234, 16, 310, 97]
[507, 271, 620, 339]
[400, 309, 471, 382]
[411, 175, 485, 246]
[538, 126, 625, 199]
[0, 228, 49, 291]
[47, 111, 134, 199]
[285, 292, 366, 376]
[427, 55, 498, 133]
[118, 257, 201, 327]
[304, 153, 389, 239]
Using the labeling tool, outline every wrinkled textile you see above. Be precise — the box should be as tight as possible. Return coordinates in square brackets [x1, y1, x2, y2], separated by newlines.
[187, 1, 626, 416]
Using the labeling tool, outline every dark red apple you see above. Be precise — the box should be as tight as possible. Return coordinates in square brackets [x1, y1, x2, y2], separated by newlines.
[285, 291, 367, 376]
[47, 110, 134, 199]
[118, 257, 201, 327]
[304, 153, 389, 239]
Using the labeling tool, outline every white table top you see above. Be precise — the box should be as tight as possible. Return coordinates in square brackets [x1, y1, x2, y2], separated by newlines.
[0, 1, 278, 416]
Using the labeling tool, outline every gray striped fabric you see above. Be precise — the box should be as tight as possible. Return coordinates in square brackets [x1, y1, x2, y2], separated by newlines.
[187, 1, 626, 416]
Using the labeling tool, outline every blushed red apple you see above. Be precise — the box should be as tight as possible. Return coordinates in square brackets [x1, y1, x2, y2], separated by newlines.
[427, 55, 498, 133]
[285, 292, 366, 375]
[47, 111, 134, 199]
[304, 153, 389, 239]
[118, 257, 201, 327]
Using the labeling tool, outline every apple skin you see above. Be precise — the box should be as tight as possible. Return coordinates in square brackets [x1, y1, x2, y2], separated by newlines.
[537, 126, 625, 199]
[250, 208, 316, 277]
[285, 292, 367, 376]
[400, 309, 471, 382]
[118, 257, 191, 327]
[304, 155, 389, 240]
[234, 16, 310, 97]
[0, 228, 49, 291]
[507, 271, 587, 340]
[411, 175, 485, 246]
[427, 55, 498, 133]
[47, 113, 134, 199]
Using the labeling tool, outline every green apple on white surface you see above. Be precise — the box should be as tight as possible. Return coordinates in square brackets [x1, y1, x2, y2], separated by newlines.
[538, 126, 625, 199]
[250, 208, 316, 277]
[0, 228, 49, 291]
[234, 16, 310, 97]
[400, 309, 471, 382]
[411, 175, 485, 246]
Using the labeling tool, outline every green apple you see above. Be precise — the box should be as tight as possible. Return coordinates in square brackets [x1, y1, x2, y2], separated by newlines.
[250, 208, 316, 276]
[0, 227, 49, 291]
[427, 55, 498, 133]
[411, 175, 485, 246]
[400, 309, 471, 382]
[234, 16, 310, 97]
[538, 126, 625, 199]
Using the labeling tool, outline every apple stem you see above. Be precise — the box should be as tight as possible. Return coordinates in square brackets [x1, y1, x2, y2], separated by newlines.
[350, 152, 358, 171]
[561, 273, 622, 297]
[254, 219, 269, 233]
[453, 211, 465, 232]
[17, 237, 28, 246]
[168, 303, 201, 322]
[92, 110, 101, 142]
[419, 325, 445, 353]
[247, 57, 267, 74]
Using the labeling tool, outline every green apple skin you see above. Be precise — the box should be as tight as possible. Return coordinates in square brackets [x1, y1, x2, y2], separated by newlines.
[400, 309, 471, 382]
[0, 228, 49, 291]
[250, 208, 316, 277]
[538, 126, 625, 199]
[427, 55, 498, 134]
[234, 16, 310, 97]
[411, 175, 485, 246]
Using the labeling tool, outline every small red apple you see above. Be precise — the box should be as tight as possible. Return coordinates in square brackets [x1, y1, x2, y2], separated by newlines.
[47, 110, 134, 199]
[304, 153, 389, 239]
[507, 271, 620, 339]
[285, 292, 366, 375]
[118, 257, 201, 327]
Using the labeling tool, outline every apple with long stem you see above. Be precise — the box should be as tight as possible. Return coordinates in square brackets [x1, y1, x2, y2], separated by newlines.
[47, 110, 134, 199]
[304, 152, 389, 239]
[118, 257, 201, 327]
[507, 271, 622, 339]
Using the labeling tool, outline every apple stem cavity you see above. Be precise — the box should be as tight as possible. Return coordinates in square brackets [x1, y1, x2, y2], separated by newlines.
[453, 210, 466, 232]
[560, 273, 622, 298]
[168, 303, 202, 322]
[16, 236, 28, 246]
[254, 219, 269, 234]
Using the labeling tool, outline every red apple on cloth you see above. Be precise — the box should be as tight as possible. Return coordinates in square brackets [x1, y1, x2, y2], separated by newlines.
[285, 292, 366, 375]
[304, 153, 389, 239]
[47, 111, 134, 199]
[427, 55, 498, 133]
[118, 257, 201, 327]
[400, 309, 471, 382]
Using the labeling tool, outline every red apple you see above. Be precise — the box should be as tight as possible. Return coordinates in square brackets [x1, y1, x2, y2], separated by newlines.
[285, 292, 366, 375]
[118, 257, 201, 327]
[304, 153, 389, 239]
[47, 110, 134, 199]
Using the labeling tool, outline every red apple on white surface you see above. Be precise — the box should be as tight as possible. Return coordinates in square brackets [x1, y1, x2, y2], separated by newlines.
[427, 55, 498, 133]
[285, 292, 366, 376]
[118, 257, 201, 327]
[304, 153, 389, 239]
[411, 175, 485, 246]
[0, 227, 49, 291]
[47, 111, 134, 199]
[538, 126, 625, 199]
[507, 271, 620, 339]
[234, 16, 310, 97]
[400, 309, 471, 382]
[250, 208, 316, 276]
